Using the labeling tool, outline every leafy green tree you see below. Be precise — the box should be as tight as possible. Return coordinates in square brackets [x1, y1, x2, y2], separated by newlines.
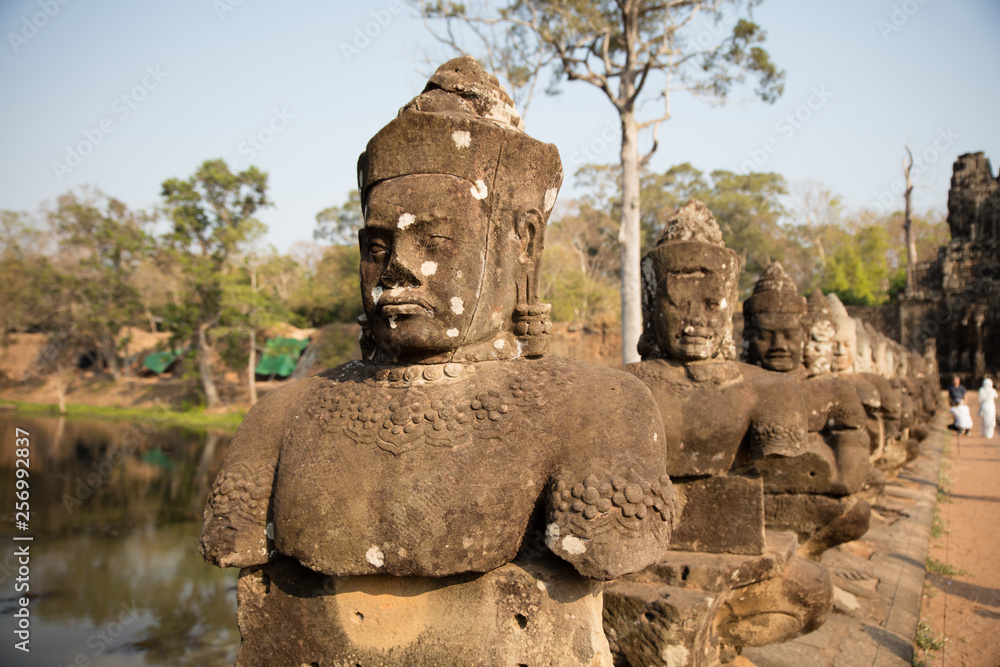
[293, 193, 366, 328]
[217, 244, 288, 405]
[0, 211, 67, 338]
[703, 169, 788, 293]
[818, 221, 894, 306]
[314, 190, 363, 246]
[640, 163, 711, 249]
[416, 0, 784, 363]
[50, 190, 152, 379]
[578, 162, 788, 295]
[289, 244, 363, 327]
[160, 159, 271, 408]
[784, 182, 949, 305]
[540, 200, 620, 324]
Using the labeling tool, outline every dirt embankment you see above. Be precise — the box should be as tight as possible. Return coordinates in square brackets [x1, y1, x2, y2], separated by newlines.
[0, 322, 623, 412]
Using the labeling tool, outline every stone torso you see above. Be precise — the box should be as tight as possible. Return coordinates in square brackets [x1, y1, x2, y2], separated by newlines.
[276, 359, 556, 577]
[201, 356, 676, 582]
[623, 358, 808, 477]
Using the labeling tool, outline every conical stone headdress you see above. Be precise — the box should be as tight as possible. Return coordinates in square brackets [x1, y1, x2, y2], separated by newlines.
[743, 262, 806, 318]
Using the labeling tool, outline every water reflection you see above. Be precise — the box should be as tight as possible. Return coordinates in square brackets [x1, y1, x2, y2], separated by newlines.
[0, 415, 239, 666]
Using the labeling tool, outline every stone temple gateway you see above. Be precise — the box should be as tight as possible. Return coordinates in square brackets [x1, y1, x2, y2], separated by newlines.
[200, 58, 940, 666]
[900, 152, 1000, 383]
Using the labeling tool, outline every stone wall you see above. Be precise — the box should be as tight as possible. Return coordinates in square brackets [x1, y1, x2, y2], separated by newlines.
[846, 305, 899, 342]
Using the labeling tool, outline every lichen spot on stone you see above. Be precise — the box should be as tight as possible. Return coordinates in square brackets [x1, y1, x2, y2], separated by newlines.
[446, 328, 460, 338]
[265, 522, 274, 540]
[544, 187, 558, 212]
[641, 257, 656, 291]
[660, 644, 690, 666]
[494, 339, 505, 350]
[545, 522, 561, 549]
[451, 297, 464, 314]
[371, 286, 383, 304]
[471, 180, 488, 200]
[365, 546, 384, 568]
[421, 261, 437, 276]
[561, 535, 587, 555]
[398, 213, 415, 229]
[452, 130, 471, 149]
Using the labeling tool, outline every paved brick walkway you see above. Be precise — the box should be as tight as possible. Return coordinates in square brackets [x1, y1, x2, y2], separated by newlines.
[918, 393, 1000, 667]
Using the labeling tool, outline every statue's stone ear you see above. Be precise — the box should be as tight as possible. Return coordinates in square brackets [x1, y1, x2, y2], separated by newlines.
[514, 208, 544, 265]
[511, 207, 550, 357]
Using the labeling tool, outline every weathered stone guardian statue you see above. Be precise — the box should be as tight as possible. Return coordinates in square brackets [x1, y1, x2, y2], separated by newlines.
[604, 202, 831, 665]
[742, 263, 872, 560]
[200, 57, 677, 666]
[826, 293, 906, 477]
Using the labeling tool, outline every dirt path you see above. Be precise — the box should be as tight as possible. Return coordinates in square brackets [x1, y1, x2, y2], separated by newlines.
[919, 392, 1000, 667]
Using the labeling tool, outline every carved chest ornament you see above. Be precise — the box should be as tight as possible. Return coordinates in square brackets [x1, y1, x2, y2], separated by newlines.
[307, 360, 550, 455]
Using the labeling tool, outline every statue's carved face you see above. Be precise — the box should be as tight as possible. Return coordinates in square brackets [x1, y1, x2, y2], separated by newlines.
[360, 174, 497, 362]
[650, 255, 733, 362]
[747, 313, 804, 372]
[803, 319, 835, 375]
[831, 323, 856, 372]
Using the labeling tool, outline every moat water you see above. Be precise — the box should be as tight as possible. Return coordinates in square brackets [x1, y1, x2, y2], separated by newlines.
[0, 413, 239, 667]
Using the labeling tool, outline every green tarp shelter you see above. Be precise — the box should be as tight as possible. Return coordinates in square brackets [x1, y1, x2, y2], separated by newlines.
[255, 337, 310, 378]
[142, 349, 186, 374]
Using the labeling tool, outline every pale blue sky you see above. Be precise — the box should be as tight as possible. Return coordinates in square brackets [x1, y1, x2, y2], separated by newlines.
[2, 0, 998, 250]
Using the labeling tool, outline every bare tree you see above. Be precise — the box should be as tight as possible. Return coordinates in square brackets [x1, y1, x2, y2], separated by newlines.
[414, 0, 784, 362]
[902, 146, 917, 291]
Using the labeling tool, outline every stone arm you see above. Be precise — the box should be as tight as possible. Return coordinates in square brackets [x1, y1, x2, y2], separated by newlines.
[800, 377, 867, 432]
[798, 378, 870, 494]
[921, 379, 939, 417]
[545, 371, 678, 581]
[746, 374, 809, 460]
[862, 373, 903, 442]
[894, 382, 915, 432]
[199, 383, 300, 569]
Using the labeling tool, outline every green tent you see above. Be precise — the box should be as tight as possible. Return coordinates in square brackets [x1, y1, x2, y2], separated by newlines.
[143, 349, 186, 374]
[255, 337, 310, 378]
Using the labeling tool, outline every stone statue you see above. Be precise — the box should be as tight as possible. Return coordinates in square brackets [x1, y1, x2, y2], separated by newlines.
[742, 263, 872, 560]
[742, 262, 807, 375]
[803, 290, 837, 378]
[604, 202, 831, 665]
[200, 57, 677, 666]
[853, 316, 874, 373]
[827, 294, 906, 477]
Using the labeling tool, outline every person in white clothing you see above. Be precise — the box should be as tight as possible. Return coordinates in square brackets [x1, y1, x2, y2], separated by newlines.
[948, 401, 973, 436]
[979, 378, 998, 438]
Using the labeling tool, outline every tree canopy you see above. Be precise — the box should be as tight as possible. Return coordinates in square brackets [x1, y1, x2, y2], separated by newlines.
[415, 0, 785, 363]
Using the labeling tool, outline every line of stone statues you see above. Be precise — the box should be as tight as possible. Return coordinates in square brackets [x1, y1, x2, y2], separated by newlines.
[198, 58, 939, 666]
